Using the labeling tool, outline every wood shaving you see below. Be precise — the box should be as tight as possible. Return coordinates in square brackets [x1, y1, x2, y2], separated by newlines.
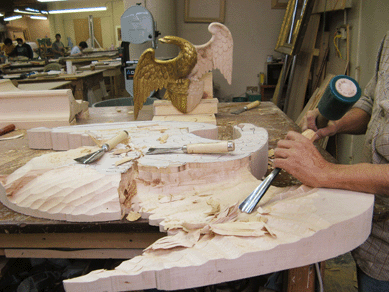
[205, 198, 220, 215]
[137, 123, 159, 128]
[145, 230, 200, 251]
[210, 222, 267, 237]
[126, 211, 141, 221]
[158, 134, 169, 144]
[115, 157, 135, 166]
[80, 148, 93, 154]
[112, 149, 131, 155]
[268, 149, 275, 158]
[0, 133, 24, 141]
[88, 134, 103, 147]
[158, 194, 185, 203]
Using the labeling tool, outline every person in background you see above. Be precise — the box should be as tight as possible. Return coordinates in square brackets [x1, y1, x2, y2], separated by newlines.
[273, 31, 389, 292]
[70, 41, 88, 56]
[1, 38, 15, 56]
[9, 38, 34, 59]
[52, 33, 65, 59]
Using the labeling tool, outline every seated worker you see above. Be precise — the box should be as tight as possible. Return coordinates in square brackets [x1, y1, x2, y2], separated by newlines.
[70, 41, 88, 56]
[9, 38, 34, 59]
[52, 33, 65, 59]
[273, 31, 389, 292]
[1, 38, 15, 56]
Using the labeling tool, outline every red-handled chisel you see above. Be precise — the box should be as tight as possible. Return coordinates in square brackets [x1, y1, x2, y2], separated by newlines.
[0, 124, 16, 136]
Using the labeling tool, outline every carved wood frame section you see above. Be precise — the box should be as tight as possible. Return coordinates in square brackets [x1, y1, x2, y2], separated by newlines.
[184, 0, 226, 23]
[275, 0, 314, 56]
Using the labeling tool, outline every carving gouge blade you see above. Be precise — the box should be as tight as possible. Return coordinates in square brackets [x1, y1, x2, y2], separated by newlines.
[74, 130, 129, 164]
[239, 129, 317, 213]
[146, 141, 235, 155]
[231, 100, 260, 115]
[239, 168, 280, 213]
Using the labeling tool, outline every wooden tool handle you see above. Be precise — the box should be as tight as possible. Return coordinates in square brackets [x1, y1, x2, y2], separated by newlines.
[302, 129, 317, 142]
[186, 141, 235, 154]
[105, 131, 129, 150]
[0, 124, 15, 136]
[316, 113, 329, 129]
[246, 100, 261, 110]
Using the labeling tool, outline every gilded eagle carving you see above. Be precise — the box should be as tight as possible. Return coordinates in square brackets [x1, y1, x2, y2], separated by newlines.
[133, 22, 233, 119]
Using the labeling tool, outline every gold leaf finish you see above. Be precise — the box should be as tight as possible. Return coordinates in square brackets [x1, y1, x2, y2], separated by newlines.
[133, 36, 197, 119]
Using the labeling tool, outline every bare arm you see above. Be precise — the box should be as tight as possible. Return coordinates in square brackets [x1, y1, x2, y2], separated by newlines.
[274, 131, 389, 195]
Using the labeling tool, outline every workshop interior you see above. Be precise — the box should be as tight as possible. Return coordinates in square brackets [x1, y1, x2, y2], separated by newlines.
[0, 0, 385, 291]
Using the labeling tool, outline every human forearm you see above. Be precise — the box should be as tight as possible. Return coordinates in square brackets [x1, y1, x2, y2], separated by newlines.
[333, 107, 371, 135]
[320, 163, 389, 196]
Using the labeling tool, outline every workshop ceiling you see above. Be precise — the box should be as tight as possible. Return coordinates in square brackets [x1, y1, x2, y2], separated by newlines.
[1, 0, 48, 16]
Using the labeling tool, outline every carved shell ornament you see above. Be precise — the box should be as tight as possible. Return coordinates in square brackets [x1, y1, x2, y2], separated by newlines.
[133, 22, 233, 119]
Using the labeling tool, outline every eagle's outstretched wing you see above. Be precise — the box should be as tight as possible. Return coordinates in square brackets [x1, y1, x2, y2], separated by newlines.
[133, 49, 175, 119]
[189, 22, 233, 84]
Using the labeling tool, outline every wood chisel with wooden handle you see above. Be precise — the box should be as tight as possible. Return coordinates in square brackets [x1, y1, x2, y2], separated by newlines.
[0, 124, 16, 136]
[146, 141, 235, 155]
[74, 130, 129, 164]
[231, 100, 260, 115]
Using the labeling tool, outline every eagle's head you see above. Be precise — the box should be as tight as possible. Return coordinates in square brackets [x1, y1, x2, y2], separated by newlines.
[159, 36, 186, 46]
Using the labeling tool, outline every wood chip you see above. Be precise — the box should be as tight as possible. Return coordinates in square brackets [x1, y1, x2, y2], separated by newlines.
[88, 134, 103, 147]
[158, 134, 169, 144]
[112, 149, 131, 155]
[126, 211, 141, 221]
[115, 157, 135, 166]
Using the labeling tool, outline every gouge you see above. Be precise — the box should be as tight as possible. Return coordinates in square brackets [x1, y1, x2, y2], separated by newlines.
[146, 141, 235, 155]
[239, 129, 316, 213]
[231, 100, 260, 115]
[74, 130, 129, 164]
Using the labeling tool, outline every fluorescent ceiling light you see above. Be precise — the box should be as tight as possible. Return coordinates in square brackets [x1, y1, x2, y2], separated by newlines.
[4, 15, 23, 21]
[41, 11, 49, 14]
[49, 6, 107, 14]
[26, 8, 41, 13]
[38, 0, 67, 2]
[30, 16, 47, 20]
[0, 13, 3, 17]
[14, 9, 40, 14]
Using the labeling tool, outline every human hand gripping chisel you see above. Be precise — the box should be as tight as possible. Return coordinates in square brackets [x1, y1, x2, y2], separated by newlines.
[239, 75, 362, 213]
[239, 129, 316, 213]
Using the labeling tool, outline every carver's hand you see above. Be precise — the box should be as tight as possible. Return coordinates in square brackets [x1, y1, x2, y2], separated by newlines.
[301, 109, 338, 140]
[274, 131, 332, 187]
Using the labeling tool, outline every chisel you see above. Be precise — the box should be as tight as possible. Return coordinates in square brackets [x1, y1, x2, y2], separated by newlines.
[231, 100, 260, 115]
[146, 141, 235, 155]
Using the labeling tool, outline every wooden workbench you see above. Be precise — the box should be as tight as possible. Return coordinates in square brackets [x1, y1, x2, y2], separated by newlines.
[16, 70, 105, 102]
[79, 62, 122, 98]
[0, 102, 335, 290]
[59, 51, 119, 67]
